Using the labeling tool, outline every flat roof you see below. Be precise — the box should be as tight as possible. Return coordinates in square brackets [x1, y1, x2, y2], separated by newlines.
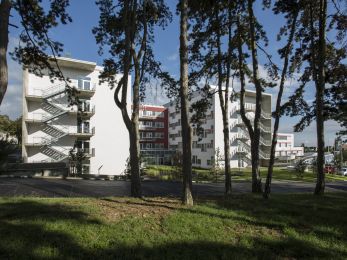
[245, 89, 272, 97]
[49, 57, 97, 71]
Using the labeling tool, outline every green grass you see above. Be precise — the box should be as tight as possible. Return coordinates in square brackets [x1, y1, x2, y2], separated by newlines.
[1, 193, 347, 259]
[144, 165, 347, 183]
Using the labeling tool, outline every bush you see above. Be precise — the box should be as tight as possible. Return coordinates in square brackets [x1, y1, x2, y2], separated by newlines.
[295, 160, 307, 178]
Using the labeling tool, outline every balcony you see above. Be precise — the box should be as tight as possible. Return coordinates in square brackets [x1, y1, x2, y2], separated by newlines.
[139, 124, 164, 130]
[235, 133, 248, 141]
[139, 114, 164, 120]
[236, 147, 248, 154]
[70, 126, 95, 139]
[76, 148, 95, 157]
[69, 105, 95, 118]
[140, 136, 164, 142]
[75, 84, 96, 98]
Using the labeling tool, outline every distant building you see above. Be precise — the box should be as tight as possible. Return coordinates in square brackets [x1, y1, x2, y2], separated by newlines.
[302, 152, 335, 165]
[139, 105, 173, 165]
[275, 133, 304, 161]
[166, 88, 272, 169]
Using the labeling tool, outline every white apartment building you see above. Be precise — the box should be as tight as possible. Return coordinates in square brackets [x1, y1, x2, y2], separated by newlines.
[166, 89, 272, 169]
[22, 57, 130, 175]
[275, 133, 304, 161]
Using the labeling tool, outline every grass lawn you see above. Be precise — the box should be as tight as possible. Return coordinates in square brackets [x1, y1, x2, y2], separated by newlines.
[145, 165, 347, 183]
[1, 193, 347, 259]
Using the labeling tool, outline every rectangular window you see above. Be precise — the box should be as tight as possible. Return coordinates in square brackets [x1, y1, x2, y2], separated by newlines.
[83, 81, 90, 90]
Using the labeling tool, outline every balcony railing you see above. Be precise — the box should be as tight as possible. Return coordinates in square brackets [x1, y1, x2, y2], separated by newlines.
[78, 105, 95, 116]
[76, 148, 95, 157]
[77, 126, 95, 135]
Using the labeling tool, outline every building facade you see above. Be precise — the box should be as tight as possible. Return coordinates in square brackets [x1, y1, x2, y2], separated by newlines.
[139, 105, 173, 164]
[275, 133, 304, 161]
[22, 57, 130, 175]
[166, 89, 272, 169]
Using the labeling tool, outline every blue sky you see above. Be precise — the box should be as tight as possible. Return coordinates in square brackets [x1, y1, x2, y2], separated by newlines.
[2, 0, 342, 146]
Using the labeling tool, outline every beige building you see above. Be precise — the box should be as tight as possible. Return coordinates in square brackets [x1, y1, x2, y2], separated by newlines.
[275, 133, 304, 161]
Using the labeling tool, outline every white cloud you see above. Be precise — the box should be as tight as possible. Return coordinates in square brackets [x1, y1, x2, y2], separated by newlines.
[1, 36, 23, 119]
[0, 83, 22, 119]
[279, 119, 342, 146]
[167, 52, 178, 61]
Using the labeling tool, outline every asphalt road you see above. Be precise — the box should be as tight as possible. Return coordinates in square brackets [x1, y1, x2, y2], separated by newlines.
[0, 178, 346, 197]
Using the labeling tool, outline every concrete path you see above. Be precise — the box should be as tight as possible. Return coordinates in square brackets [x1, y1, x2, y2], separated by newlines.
[0, 178, 346, 197]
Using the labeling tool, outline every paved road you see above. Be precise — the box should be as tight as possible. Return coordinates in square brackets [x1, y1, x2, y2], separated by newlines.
[0, 178, 346, 197]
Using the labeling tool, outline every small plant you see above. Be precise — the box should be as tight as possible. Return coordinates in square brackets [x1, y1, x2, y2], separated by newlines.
[68, 142, 87, 176]
[171, 151, 183, 180]
[0, 138, 17, 170]
[295, 159, 306, 178]
[210, 148, 223, 182]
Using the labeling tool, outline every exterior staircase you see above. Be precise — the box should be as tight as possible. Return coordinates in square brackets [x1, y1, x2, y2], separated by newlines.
[41, 145, 69, 161]
[39, 83, 71, 162]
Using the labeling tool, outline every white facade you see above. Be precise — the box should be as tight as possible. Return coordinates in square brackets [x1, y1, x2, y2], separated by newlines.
[275, 133, 304, 161]
[22, 57, 130, 175]
[166, 89, 272, 169]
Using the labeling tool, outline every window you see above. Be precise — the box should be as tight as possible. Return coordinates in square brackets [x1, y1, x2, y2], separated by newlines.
[78, 77, 91, 90]
[154, 132, 164, 138]
[154, 143, 164, 149]
[207, 160, 211, 166]
[155, 122, 164, 128]
[82, 165, 90, 174]
[192, 155, 197, 164]
[78, 120, 90, 133]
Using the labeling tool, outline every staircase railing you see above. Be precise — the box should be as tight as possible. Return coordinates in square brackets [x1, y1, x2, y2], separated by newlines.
[39, 83, 72, 162]
[41, 83, 66, 98]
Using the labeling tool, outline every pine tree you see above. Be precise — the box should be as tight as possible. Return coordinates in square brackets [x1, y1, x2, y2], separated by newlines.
[93, 0, 171, 197]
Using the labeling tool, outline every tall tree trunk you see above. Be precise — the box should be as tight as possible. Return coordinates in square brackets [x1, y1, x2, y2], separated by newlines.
[215, 7, 231, 196]
[314, 0, 327, 195]
[129, 20, 142, 197]
[236, 16, 255, 176]
[247, 0, 262, 193]
[114, 0, 142, 198]
[264, 11, 298, 199]
[222, 105, 231, 195]
[0, 0, 11, 105]
[129, 125, 142, 197]
[179, 0, 193, 206]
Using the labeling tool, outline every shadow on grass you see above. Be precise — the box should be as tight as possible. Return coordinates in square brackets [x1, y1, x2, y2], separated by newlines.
[0, 195, 347, 259]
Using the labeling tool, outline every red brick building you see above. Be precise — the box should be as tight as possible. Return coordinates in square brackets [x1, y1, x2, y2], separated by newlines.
[139, 105, 172, 164]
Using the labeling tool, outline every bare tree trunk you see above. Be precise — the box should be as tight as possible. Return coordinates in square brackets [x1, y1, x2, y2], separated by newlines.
[222, 108, 231, 195]
[114, 0, 142, 198]
[264, 11, 298, 199]
[129, 126, 142, 197]
[236, 16, 255, 174]
[215, 7, 231, 196]
[179, 0, 193, 206]
[247, 0, 262, 193]
[314, 0, 327, 195]
[0, 0, 11, 105]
